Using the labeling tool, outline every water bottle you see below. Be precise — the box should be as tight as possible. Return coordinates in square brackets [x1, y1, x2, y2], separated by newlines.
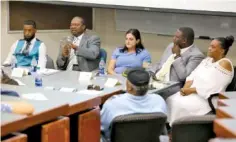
[11, 56, 17, 69]
[35, 68, 43, 87]
[31, 57, 37, 72]
[99, 58, 105, 76]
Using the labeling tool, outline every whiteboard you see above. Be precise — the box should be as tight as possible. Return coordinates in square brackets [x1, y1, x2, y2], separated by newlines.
[57, 0, 236, 13]
[115, 9, 236, 38]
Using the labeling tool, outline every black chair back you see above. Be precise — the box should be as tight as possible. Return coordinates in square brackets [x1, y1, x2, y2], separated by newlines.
[172, 115, 216, 142]
[226, 66, 236, 91]
[46, 55, 55, 69]
[110, 112, 167, 142]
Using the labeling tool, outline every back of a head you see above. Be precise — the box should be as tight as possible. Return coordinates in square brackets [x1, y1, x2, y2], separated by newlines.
[24, 20, 36, 29]
[215, 35, 234, 55]
[179, 27, 195, 45]
[127, 68, 150, 96]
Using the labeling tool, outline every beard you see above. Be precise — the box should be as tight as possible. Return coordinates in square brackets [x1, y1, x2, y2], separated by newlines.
[24, 34, 35, 42]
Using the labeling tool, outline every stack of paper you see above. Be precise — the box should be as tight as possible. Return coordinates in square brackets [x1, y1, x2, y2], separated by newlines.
[22, 93, 48, 101]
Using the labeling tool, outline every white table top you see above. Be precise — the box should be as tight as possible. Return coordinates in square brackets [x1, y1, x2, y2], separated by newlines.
[221, 92, 236, 99]
[218, 106, 236, 118]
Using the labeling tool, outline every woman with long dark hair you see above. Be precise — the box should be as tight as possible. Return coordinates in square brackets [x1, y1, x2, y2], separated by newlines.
[108, 29, 151, 74]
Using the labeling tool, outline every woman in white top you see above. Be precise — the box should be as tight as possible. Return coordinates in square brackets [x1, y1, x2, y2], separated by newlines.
[167, 35, 234, 126]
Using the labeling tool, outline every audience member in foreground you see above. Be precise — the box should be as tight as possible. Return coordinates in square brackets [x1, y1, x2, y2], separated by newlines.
[149, 27, 204, 85]
[108, 29, 151, 75]
[1, 101, 34, 115]
[3, 20, 47, 69]
[56, 16, 101, 71]
[101, 68, 167, 139]
[167, 36, 234, 126]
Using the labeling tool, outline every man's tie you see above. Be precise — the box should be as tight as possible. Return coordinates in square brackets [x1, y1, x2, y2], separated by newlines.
[73, 37, 78, 45]
[22, 42, 31, 55]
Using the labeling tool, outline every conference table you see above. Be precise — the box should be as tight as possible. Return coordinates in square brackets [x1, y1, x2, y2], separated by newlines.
[1, 69, 180, 142]
[219, 92, 236, 99]
[1, 84, 103, 142]
[218, 99, 236, 107]
[214, 119, 236, 138]
[209, 138, 236, 142]
[214, 93, 236, 139]
[1, 94, 69, 142]
[11, 69, 180, 101]
[216, 106, 236, 119]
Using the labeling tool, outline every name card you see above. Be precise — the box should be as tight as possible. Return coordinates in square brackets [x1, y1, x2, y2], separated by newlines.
[11, 68, 24, 78]
[78, 72, 92, 81]
[104, 78, 118, 87]
[14, 79, 26, 86]
[59, 87, 77, 92]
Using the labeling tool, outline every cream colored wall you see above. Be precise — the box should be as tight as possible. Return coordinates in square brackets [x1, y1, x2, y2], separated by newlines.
[1, 1, 236, 66]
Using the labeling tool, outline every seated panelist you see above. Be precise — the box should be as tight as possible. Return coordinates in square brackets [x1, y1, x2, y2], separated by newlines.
[3, 20, 47, 69]
[167, 36, 235, 126]
[108, 29, 151, 75]
[148, 27, 205, 85]
[56, 16, 101, 72]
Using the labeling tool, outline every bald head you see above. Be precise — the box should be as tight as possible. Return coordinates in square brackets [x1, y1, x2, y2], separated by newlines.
[70, 16, 86, 36]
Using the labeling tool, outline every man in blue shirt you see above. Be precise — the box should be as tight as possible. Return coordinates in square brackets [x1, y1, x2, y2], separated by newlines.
[101, 68, 167, 139]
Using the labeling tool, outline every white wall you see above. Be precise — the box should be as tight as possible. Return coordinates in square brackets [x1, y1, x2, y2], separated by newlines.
[1, 1, 236, 66]
[61, 0, 236, 13]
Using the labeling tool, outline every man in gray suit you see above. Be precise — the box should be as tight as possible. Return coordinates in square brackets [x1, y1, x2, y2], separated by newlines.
[149, 27, 205, 86]
[56, 16, 101, 71]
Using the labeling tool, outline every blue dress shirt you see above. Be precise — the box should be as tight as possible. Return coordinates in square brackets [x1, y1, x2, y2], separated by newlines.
[101, 93, 167, 139]
[111, 47, 151, 74]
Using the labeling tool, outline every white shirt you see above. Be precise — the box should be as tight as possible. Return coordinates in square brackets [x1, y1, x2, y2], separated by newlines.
[3, 37, 47, 69]
[164, 44, 193, 81]
[67, 34, 84, 70]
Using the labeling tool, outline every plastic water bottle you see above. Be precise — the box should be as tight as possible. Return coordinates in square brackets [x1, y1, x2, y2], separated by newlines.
[35, 68, 42, 87]
[31, 57, 37, 72]
[99, 58, 105, 76]
[11, 56, 17, 69]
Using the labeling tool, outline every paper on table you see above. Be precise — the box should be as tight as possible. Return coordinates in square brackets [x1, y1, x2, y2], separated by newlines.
[22, 93, 48, 101]
[44, 86, 55, 90]
[14, 79, 26, 86]
[39, 69, 59, 75]
[59, 87, 77, 92]
[104, 78, 118, 87]
[77, 89, 103, 96]
[78, 72, 92, 81]
[11, 68, 24, 78]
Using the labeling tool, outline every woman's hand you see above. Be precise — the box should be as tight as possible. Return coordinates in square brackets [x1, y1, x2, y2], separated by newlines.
[180, 88, 196, 96]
